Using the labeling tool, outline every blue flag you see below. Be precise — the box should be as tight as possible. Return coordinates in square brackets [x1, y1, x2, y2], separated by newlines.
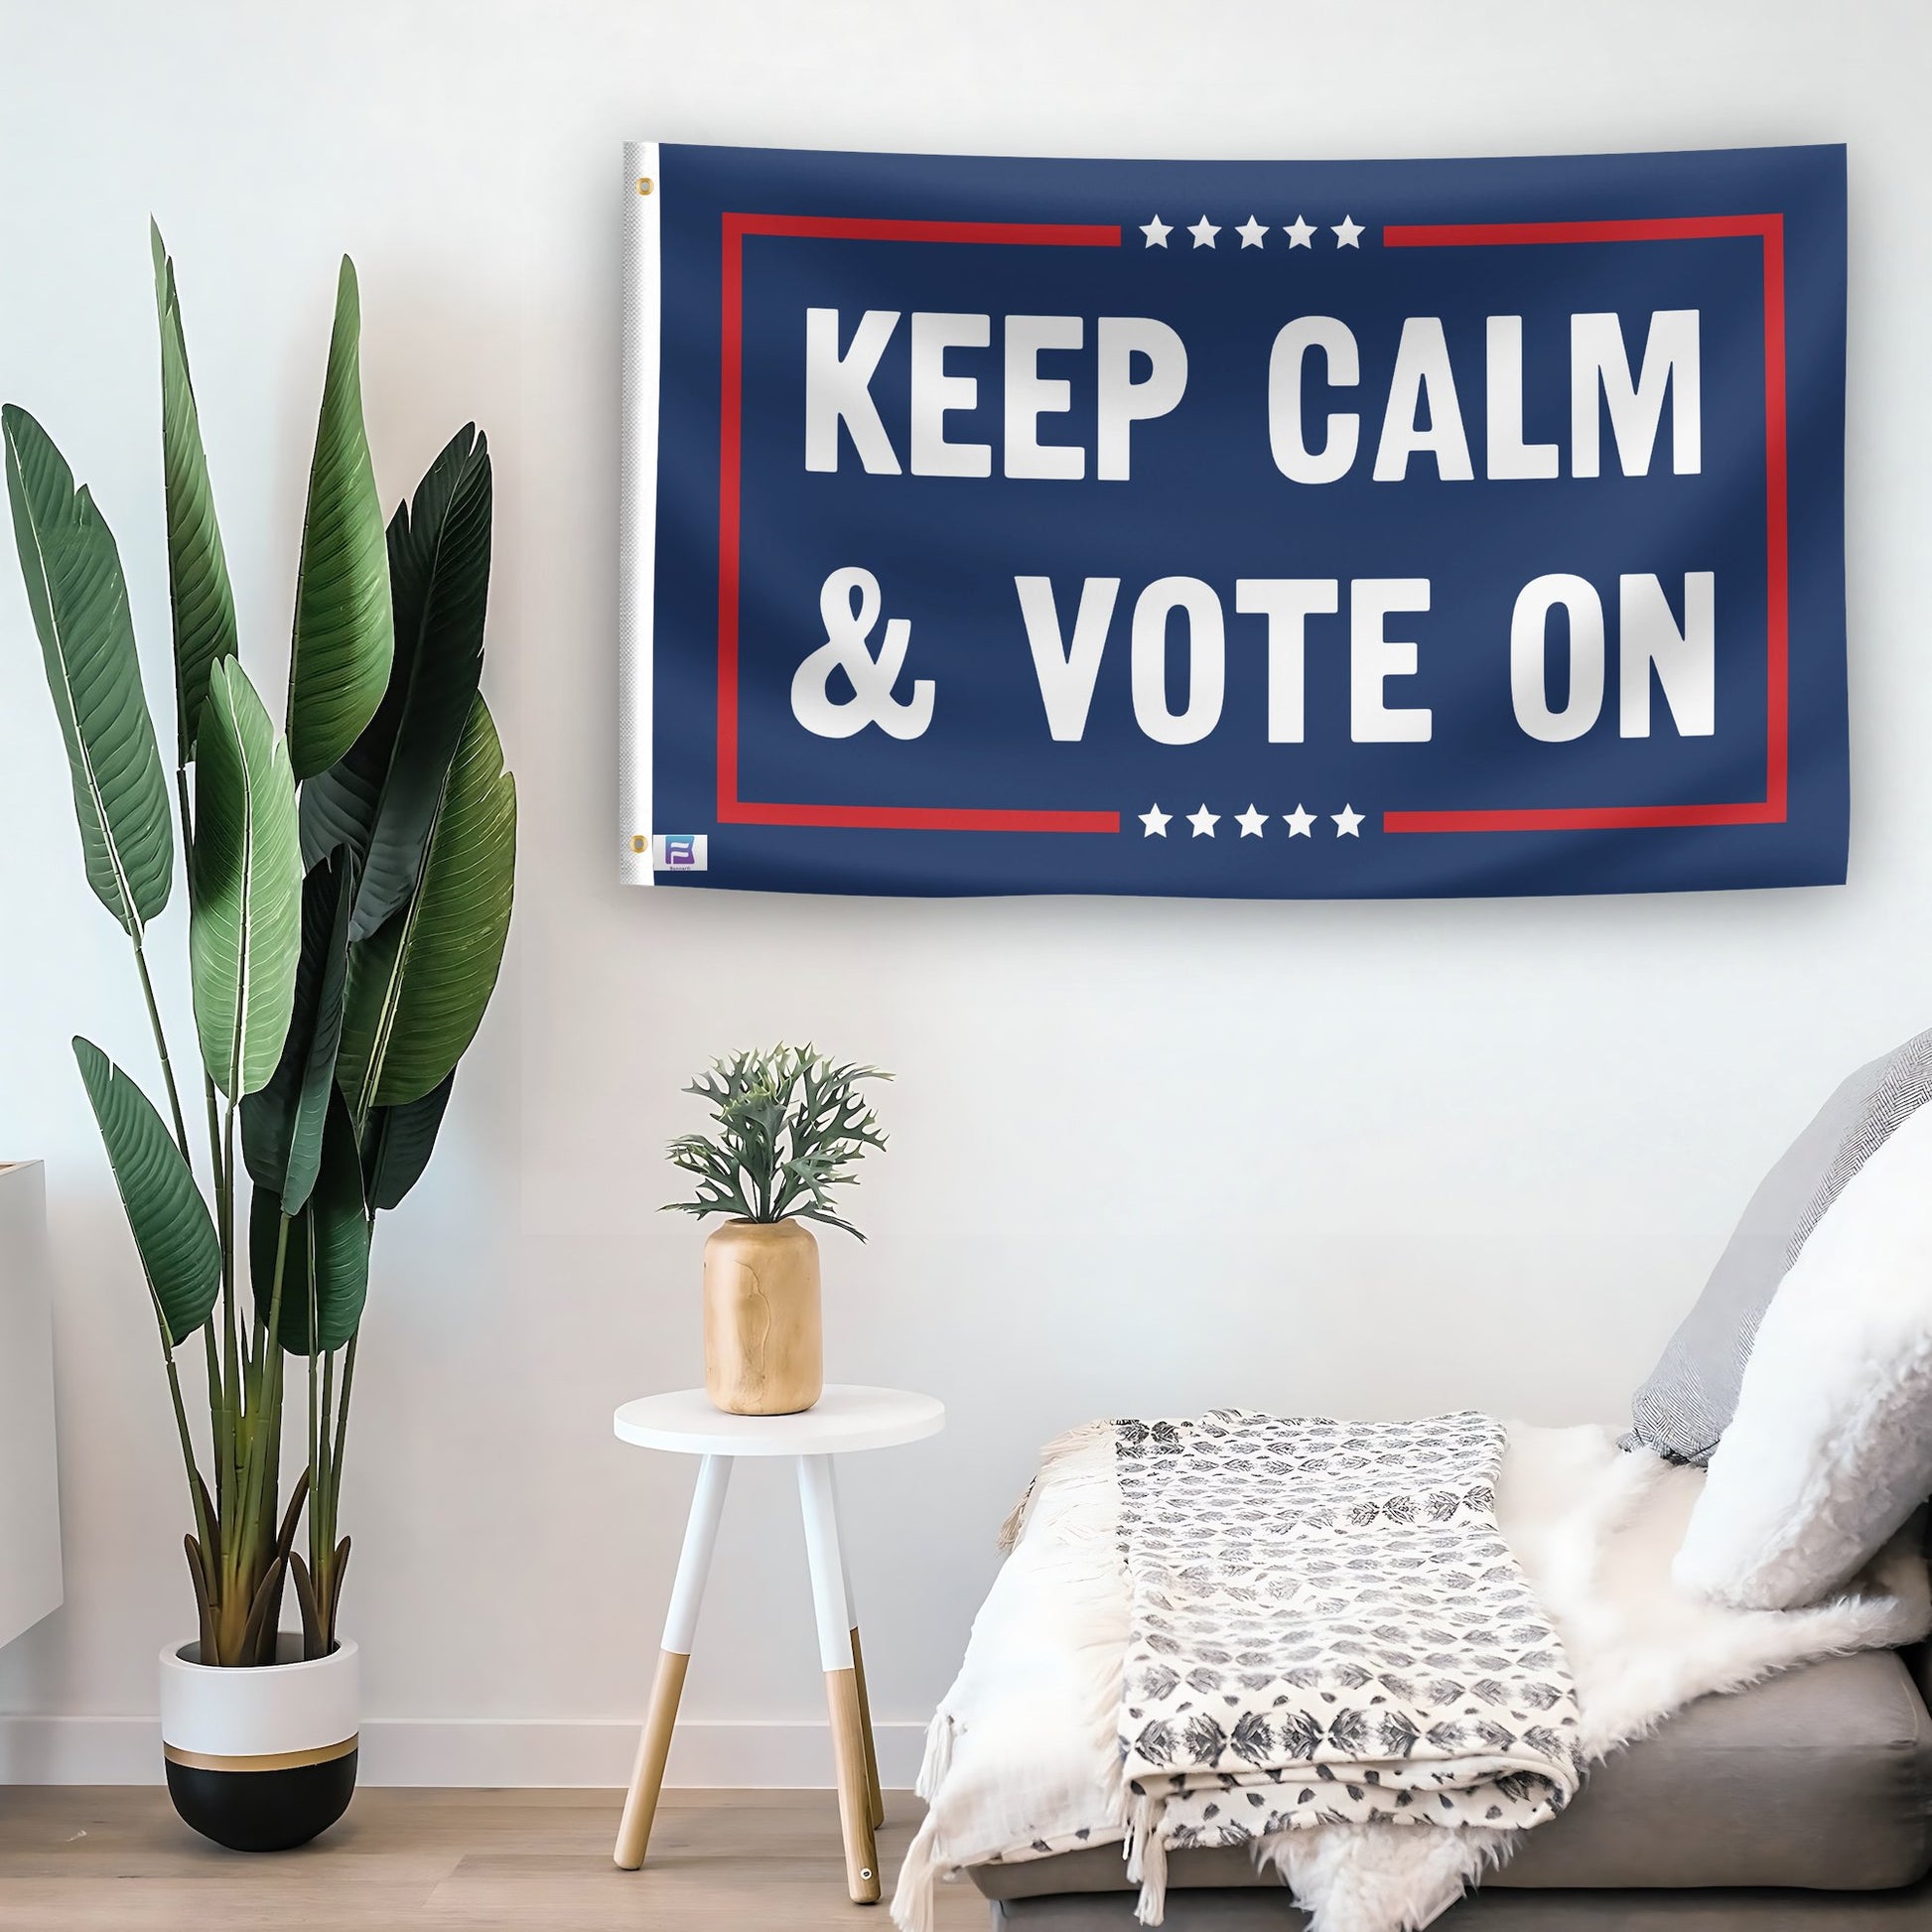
[620, 141, 1846, 899]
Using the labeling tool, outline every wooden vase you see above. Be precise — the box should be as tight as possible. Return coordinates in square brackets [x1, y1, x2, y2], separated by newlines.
[702, 1218, 823, 1416]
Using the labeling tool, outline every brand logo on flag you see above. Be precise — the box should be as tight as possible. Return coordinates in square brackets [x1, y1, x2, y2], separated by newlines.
[652, 834, 707, 872]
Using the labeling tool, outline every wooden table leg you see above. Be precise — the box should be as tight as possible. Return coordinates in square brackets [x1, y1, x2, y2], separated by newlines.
[848, 1625, 885, 1831]
[614, 1453, 733, 1869]
[798, 1453, 881, 1903]
[828, 1462, 885, 1830]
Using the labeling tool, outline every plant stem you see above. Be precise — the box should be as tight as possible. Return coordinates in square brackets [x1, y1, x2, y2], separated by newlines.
[174, 763, 195, 854]
[319, 1333, 356, 1650]
[220, 1097, 239, 1420]
[201, 1077, 230, 1524]
[217, 1096, 242, 1575]
[331, 1332, 356, 1490]
[150, 1316, 217, 1630]
[216, 1211, 287, 1663]
[201, 1318, 225, 1522]
[314, 1345, 336, 1572]
[307, 1327, 321, 1548]
[238, 1215, 290, 1583]
[162, 1352, 211, 1552]
[129, 938, 191, 1168]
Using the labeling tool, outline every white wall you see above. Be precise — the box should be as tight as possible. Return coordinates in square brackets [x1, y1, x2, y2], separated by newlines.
[1, 0, 1928, 1786]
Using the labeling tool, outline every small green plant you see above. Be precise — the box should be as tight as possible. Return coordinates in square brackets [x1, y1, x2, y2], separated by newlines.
[664, 1044, 889, 1239]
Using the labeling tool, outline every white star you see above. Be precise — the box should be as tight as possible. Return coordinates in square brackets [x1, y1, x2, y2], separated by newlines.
[1235, 804, 1268, 838]
[1332, 803, 1364, 837]
[1283, 215, 1315, 248]
[1188, 215, 1220, 249]
[1235, 215, 1268, 249]
[1140, 214, 1173, 248]
[1283, 804, 1315, 838]
[1332, 214, 1364, 249]
[1187, 803, 1220, 837]
[1139, 802, 1172, 837]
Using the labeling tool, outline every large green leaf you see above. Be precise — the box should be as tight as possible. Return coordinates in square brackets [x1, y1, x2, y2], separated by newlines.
[73, 1036, 219, 1347]
[287, 258, 392, 780]
[151, 223, 237, 762]
[361, 1069, 455, 1211]
[301, 425, 490, 941]
[339, 694, 514, 1114]
[250, 1088, 369, 1355]
[3, 405, 174, 936]
[241, 848, 354, 1213]
[190, 658, 302, 1099]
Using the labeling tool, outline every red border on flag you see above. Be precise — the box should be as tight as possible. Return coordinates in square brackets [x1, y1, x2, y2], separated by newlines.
[710, 210, 1787, 840]
[1379, 212, 1789, 834]
[715, 212, 1122, 832]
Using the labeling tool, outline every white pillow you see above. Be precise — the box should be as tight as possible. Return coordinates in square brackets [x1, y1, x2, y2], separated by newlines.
[1672, 1097, 1932, 1610]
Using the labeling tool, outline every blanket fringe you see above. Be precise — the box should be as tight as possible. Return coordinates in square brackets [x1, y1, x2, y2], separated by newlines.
[995, 1488, 1032, 1555]
[890, 1812, 943, 1932]
[999, 1419, 1114, 1553]
[1124, 1791, 1170, 1926]
[914, 1711, 954, 1803]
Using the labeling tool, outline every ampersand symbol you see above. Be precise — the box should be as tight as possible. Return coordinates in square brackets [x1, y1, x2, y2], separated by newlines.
[789, 567, 935, 741]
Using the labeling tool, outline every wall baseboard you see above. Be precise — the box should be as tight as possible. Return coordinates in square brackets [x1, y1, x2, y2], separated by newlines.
[0, 1715, 928, 1788]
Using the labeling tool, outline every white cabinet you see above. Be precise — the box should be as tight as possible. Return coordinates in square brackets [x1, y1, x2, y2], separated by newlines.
[0, 1163, 62, 1648]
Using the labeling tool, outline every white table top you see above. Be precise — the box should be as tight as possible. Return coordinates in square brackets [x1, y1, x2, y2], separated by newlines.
[613, 1384, 945, 1457]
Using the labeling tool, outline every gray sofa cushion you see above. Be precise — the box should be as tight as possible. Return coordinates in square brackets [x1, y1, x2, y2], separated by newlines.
[1625, 1029, 1932, 1465]
[970, 1651, 1932, 1901]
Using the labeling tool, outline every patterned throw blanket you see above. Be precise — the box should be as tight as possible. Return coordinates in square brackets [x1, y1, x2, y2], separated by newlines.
[1114, 1412, 1584, 1917]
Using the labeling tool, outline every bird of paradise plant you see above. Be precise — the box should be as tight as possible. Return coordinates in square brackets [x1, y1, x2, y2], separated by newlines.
[3, 225, 514, 1665]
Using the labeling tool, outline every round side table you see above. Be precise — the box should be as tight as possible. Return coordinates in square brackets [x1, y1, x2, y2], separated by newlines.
[610, 1384, 945, 1903]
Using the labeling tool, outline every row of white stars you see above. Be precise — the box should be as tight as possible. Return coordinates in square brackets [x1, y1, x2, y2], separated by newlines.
[1141, 802, 1366, 839]
[1141, 213, 1364, 250]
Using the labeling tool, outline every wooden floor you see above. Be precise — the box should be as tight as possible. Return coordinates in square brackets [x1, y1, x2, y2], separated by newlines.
[0, 1787, 987, 1930]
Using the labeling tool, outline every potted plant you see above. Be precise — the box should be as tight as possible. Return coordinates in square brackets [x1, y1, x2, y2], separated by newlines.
[665, 1045, 889, 1415]
[3, 226, 515, 1850]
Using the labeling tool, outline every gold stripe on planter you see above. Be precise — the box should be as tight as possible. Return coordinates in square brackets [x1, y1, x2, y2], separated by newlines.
[164, 1735, 358, 1774]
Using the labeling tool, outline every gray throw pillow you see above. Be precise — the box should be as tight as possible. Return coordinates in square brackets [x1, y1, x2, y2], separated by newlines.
[1624, 1026, 1932, 1464]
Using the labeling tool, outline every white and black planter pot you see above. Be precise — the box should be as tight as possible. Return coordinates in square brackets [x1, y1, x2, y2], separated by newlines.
[159, 1636, 358, 1852]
